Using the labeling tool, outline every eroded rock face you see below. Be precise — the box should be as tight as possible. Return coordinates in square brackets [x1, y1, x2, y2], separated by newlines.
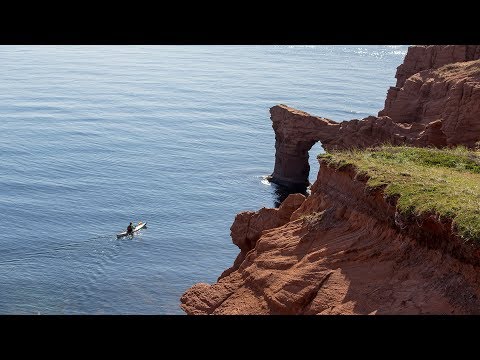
[230, 193, 306, 253]
[181, 162, 480, 315]
[269, 45, 480, 188]
[379, 59, 480, 147]
[393, 45, 480, 89]
[218, 193, 306, 280]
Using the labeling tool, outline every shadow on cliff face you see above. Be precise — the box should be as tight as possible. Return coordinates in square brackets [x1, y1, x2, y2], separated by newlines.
[271, 182, 308, 208]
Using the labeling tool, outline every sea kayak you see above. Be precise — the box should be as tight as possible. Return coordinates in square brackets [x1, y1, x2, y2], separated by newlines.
[116, 222, 147, 239]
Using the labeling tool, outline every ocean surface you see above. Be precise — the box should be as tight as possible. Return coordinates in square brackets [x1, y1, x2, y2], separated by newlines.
[0, 45, 407, 314]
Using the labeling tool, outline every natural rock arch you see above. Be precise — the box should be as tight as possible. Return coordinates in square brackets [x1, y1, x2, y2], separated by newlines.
[267, 45, 480, 189]
[266, 104, 450, 189]
[266, 105, 338, 189]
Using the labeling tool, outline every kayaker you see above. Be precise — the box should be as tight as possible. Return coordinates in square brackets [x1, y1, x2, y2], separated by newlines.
[126, 222, 134, 235]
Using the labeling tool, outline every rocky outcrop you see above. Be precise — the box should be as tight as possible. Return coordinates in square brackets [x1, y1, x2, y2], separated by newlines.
[379, 59, 480, 147]
[269, 46, 480, 188]
[219, 193, 305, 279]
[393, 45, 480, 89]
[181, 161, 480, 314]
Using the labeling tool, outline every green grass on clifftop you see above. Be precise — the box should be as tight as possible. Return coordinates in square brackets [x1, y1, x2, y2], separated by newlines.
[319, 146, 480, 242]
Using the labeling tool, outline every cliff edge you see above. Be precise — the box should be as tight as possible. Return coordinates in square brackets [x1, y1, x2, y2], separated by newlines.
[181, 147, 480, 314]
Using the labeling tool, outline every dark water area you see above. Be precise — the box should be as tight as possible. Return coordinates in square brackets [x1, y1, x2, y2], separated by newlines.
[269, 182, 309, 208]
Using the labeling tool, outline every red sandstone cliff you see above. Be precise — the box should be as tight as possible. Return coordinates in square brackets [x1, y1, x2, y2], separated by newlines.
[180, 45, 480, 315]
[181, 162, 480, 314]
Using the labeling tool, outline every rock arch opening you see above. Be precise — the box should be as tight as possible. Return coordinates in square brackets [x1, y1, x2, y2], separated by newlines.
[309, 141, 325, 184]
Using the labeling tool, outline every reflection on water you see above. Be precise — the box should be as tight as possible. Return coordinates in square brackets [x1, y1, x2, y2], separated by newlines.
[271, 182, 309, 208]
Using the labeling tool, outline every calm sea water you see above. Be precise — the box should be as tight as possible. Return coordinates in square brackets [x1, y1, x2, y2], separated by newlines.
[0, 45, 407, 314]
